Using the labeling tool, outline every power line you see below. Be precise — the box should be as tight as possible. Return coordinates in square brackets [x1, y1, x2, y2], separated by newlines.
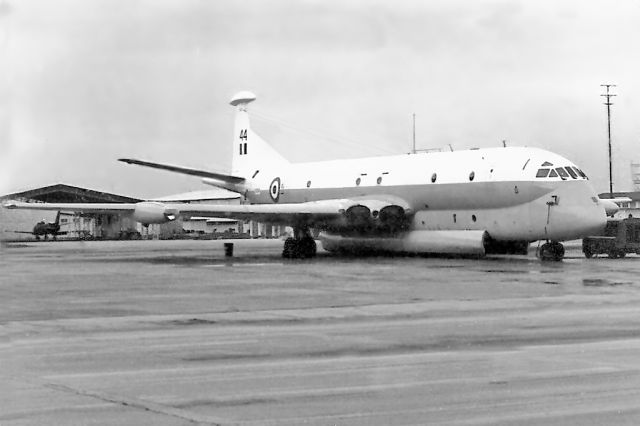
[601, 84, 616, 197]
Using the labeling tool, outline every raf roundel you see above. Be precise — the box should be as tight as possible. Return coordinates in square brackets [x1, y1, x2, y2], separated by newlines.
[269, 177, 281, 202]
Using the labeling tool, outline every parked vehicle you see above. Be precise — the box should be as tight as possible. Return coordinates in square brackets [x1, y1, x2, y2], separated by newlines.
[582, 217, 640, 258]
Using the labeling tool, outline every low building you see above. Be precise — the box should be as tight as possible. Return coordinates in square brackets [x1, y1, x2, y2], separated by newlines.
[1, 184, 279, 241]
[1, 184, 142, 241]
[599, 191, 640, 219]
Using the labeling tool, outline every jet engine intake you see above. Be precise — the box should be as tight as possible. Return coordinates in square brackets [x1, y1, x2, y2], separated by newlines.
[345, 205, 372, 230]
[132, 202, 178, 225]
[338, 203, 410, 235]
[377, 205, 409, 233]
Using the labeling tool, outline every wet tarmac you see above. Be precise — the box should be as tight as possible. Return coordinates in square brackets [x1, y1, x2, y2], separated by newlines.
[2, 239, 640, 425]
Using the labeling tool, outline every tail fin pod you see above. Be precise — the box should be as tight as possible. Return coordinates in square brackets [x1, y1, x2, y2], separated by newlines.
[230, 91, 289, 178]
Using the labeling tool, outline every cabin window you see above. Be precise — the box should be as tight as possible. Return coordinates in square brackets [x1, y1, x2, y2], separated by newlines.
[307, 180, 311, 188]
[356, 177, 361, 186]
[565, 167, 578, 179]
[555, 167, 569, 179]
[536, 168, 550, 178]
[469, 171, 475, 181]
[377, 176, 382, 185]
[549, 169, 558, 177]
[472, 214, 477, 222]
[431, 173, 437, 183]
[453, 213, 457, 223]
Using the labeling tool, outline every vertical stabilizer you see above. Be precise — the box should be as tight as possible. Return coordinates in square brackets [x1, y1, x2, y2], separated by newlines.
[230, 91, 289, 178]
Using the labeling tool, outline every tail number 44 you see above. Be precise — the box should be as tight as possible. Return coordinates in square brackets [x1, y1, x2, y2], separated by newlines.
[239, 129, 247, 140]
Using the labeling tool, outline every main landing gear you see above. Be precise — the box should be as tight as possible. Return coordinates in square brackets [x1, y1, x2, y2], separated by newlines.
[282, 227, 317, 259]
[538, 241, 565, 261]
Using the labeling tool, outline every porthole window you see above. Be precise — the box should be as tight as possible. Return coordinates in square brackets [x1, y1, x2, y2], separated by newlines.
[377, 176, 382, 185]
[431, 173, 437, 183]
[306, 180, 311, 188]
[469, 171, 475, 181]
[472, 214, 477, 222]
[356, 177, 361, 186]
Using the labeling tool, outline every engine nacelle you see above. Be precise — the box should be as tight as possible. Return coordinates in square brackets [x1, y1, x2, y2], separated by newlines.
[338, 203, 409, 234]
[132, 202, 178, 225]
[378, 205, 410, 233]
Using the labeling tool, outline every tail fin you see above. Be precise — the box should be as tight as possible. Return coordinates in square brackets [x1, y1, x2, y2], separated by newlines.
[54, 211, 61, 225]
[230, 91, 289, 178]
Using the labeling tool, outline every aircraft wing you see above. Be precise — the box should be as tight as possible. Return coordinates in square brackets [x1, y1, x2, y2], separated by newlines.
[2, 199, 350, 226]
[4, 196, 412, 228]
[2, 202, 137, 214]
[175, 199, 355, 226]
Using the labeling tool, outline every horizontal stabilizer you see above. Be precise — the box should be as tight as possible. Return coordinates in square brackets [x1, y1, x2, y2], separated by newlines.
[119, 159, 246, 184]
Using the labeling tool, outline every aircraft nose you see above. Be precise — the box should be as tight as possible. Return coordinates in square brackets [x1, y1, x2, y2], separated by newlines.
[579, 207, 607, 236]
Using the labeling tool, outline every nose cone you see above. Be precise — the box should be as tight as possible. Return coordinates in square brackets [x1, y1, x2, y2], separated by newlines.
[579, 205, 607, 236]
[544, 182, 608, 240]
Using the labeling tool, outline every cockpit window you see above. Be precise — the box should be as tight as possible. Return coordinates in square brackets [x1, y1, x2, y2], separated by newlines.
[565, 167, 578, 179]
[541, 161, 553, 166]
[536, 168, 550, 178]
[574, 167, 588, 179]
[549, 169, 558, 177]
[555, 167, 569, 179]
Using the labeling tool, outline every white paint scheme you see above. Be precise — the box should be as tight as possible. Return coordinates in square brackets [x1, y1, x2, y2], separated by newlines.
[3, 91, 607, 256]
[226, 92, 605, 245]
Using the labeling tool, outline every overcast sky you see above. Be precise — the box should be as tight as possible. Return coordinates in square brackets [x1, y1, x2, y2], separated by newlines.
[1, 0, 639, 198]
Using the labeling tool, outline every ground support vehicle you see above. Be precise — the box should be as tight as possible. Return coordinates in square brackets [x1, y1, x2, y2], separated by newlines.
[582, 217, 640, 258]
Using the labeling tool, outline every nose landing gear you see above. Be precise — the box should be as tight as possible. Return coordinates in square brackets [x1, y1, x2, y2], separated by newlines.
[538, 241, 565, 261]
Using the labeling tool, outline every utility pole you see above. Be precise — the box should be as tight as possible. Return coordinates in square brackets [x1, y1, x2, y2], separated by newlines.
[412, 113, 416, 154]
[601, 84, 616, 197]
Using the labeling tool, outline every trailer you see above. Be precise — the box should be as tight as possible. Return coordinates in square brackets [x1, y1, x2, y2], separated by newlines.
[582, 217, 640, 258]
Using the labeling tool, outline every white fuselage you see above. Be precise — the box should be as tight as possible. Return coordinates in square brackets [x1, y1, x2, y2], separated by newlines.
[242, 146, 606, 242]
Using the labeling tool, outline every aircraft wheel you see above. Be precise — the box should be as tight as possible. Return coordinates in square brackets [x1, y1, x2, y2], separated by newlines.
[298, 237, 317, 259]
[282, 238, 296, 258]
[282, 237, 316, 259]
[539, 241, 564, 261]
[583, 247, 593, 259]
[608, 250, 619, 259]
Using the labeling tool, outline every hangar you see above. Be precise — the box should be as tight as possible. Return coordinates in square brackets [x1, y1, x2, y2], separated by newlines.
[1, 184, 142, 241]
[1, 184, 281, 241]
